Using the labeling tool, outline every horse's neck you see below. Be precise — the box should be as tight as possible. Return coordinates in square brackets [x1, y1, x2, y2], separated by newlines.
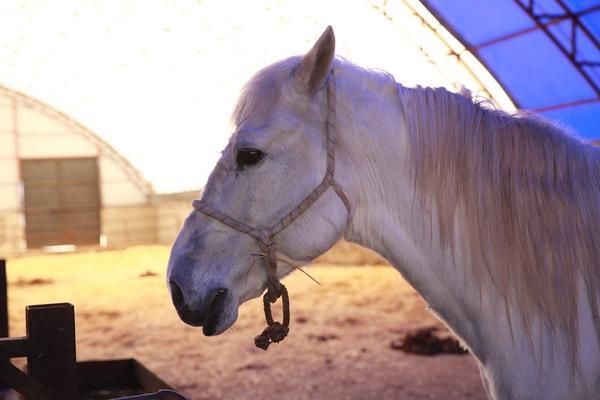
[335, 80, 504, 360]
[333, 78, 600, 397]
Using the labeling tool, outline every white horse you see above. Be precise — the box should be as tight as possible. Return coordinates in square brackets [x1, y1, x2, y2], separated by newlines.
[167, 27, 600, 399]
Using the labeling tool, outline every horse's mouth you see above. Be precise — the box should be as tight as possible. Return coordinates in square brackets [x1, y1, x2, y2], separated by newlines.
[201, 289, 230, 336]
[176, 305, 204, 327]
[177, 307, 234, 336]
[173, 288, 236, 336]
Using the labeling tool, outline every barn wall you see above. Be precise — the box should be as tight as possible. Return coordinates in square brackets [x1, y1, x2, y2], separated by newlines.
[15, 99, 149, 207]
[0, 87, 156, 252]
[101, 206, 157, 247]
[0, 200, 192, 252]
[0, 202, 190, 252]
[152, 190, 197, 245]
[100, 157, 148, 206]
[0, 159, 19, 211]
[0, 95, 12, 128]
[0, 212, 24, 253]
[0, 94, 18, 214]
[155, 201, 192, 245]
[17, 102, 98, 158]
[0, 88, 199, 252]
[0, 92, 20, 254]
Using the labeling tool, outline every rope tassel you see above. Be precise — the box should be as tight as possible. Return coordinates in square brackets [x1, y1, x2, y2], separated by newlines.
[254, 284, 290, 350]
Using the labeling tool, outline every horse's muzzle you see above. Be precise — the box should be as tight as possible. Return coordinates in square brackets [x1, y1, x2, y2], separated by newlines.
[169, 280, 228, 335]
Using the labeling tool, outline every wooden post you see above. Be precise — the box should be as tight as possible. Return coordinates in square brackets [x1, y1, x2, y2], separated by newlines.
[0, 259, 7, 338]
[26, 303, 78, 400]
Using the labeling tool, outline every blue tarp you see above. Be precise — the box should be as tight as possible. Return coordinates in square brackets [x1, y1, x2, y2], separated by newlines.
[422, 0, 600, 139]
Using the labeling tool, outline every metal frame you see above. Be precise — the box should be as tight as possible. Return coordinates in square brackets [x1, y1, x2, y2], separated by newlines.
[389, 0, 518, 106]
[419, 0, 600, 113]
[514, 0, 600, 97]
[398, 0, 521, 107]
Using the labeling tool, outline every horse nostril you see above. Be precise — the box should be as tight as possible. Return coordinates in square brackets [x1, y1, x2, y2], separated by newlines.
[169, 280, 184, 310]
[211, 288, 228, 307]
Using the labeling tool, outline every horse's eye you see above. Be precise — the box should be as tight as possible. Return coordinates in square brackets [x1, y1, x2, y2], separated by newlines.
[236, 148, 264, 168]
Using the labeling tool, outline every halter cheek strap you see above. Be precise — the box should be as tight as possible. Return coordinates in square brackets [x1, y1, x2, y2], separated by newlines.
[192, 71, 352, 350]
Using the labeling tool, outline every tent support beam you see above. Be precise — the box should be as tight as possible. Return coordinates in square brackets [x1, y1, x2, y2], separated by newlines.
[513, 0, 600, 97]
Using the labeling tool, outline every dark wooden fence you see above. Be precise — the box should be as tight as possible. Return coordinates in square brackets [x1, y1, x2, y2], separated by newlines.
[0, 259, 187, 400]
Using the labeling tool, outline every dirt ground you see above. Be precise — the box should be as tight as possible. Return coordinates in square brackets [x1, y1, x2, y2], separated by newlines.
[5, 245, 487, 400]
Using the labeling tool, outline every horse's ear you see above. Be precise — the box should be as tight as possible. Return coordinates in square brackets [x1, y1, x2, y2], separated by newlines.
[296, 26, 335, 95]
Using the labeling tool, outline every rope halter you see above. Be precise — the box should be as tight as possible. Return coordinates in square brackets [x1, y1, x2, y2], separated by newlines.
[192, 71, 352, 350]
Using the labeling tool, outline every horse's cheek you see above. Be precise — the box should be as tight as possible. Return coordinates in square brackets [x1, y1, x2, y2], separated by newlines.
[278, 193, 347, 260]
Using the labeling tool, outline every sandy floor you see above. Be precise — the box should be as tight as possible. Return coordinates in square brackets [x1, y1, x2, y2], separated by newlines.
[5, 245, 487, 400]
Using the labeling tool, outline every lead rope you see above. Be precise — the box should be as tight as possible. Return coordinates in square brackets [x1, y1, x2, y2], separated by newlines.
[193, 70, 351, 350]
[253, 235, 289, 350]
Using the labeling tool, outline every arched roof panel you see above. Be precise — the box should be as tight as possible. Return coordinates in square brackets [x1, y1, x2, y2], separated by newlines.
[425, 0, 533, 46]
[421, 0, 600, 139]
[0, 84, 153, 200]
[478, 29, 596, 108]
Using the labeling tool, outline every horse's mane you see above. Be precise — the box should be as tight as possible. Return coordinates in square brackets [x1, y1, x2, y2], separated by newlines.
[404, 85, 600, 363]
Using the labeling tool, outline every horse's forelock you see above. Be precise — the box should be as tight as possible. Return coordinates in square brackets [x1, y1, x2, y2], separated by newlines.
[232, 57, 299, 128]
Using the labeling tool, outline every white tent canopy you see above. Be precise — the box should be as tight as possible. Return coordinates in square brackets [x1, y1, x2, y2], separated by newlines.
[0, 0, 513, 193]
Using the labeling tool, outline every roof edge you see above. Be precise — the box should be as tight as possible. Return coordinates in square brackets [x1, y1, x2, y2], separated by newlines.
[0, 83, 154, 197]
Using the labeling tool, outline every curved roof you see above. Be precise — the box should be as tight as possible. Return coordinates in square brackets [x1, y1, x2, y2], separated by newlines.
[418, 0, 599, 139]
[0, 84, 153, 196]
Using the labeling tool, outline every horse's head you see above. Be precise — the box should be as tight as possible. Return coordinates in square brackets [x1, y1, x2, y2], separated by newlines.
[167, 27, 351, 336]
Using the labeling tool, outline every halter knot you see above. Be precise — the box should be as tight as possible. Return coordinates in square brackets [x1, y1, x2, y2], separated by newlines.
[254, 283, 290, 350]
[258, 233, 282, 300]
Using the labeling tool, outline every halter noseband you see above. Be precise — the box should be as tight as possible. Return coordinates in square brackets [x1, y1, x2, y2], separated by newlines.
[192, 71, 352, 350]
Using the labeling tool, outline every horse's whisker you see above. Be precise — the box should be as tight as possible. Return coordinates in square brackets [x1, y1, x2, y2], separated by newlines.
[278, 258, 321, 286]
[251, 251, 321, 286]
